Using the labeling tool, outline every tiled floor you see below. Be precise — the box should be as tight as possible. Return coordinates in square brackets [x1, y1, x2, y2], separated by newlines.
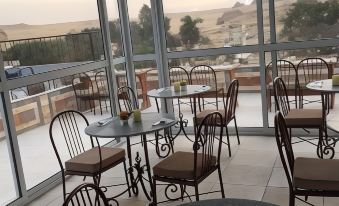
[28, 135, 339, 206]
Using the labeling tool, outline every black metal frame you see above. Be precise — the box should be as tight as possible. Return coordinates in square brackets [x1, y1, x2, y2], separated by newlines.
[273, 77, 326, 158]
[266, 60, 300, 111]
[222, 79, 240, 156]
[49, 110, 130, 202]
[297, 57, 334, 108]
[117, 86, 173, 158]
[72, 73, 97, 115]
[190, 65, 223, 111]
[62, 183, 109, 206]
[274, 112, 339, 206]
[152, 112, 225, 205]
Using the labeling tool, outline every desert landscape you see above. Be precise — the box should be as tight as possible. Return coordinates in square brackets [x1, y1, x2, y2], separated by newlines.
[0, 0, 294, 46]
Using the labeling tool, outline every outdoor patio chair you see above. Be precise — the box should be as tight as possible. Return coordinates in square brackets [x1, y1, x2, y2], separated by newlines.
[152, 112, 225, 204]
[190, 65, 224, 111]
[194, 79, 240, 157]
[274, 111, 339, 206]
[49, 110, 130, 201]
[62, 183, 109, 206]
[266, 60, 300, 111]
[72, 73, 99, 115]
[95, 71, 110, 115]
[297, 57, 334, 109]
[273, 77, 325, 158]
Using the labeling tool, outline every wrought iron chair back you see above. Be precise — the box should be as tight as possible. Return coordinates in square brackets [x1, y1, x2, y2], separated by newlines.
[117, 86, 139, 113]
[266, 60, 298, 88]
[169, 66, 190, 85]
[190, 65, 217, 89]
[273, 77, 290, 116]
[297, 57, 330, 84]
[49, 110, 102, 199]
[62, 183, 109, 206]
[72, 73, 96, 113]
[274, 111, 295, 191]
[223, 79, 239, 123]
[194, 111, 223, 179]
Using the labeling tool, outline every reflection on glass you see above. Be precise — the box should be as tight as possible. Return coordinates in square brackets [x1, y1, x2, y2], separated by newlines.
[163, 0, 258, 51]
[127, 0, 155, 54]
[276, 0, 339, 42]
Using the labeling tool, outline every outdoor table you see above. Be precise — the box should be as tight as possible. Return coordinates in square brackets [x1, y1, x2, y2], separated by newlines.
[180, 198, 278, 206]
[306, 79, 339, 158]
[85, 112, 177, 202]
[147, 85, 211, 141]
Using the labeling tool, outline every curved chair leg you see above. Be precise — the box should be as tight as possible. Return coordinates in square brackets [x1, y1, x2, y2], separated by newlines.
[194, 184, 199, 201]
[218, 166, 225, 198]
[62, 175, 67, 201]
[289, 193, 295, 206]
[234, 117, 240, 145]
[123, 160, 131, 197]
[225, 126, 232, 157]
[152, 179, 157, 206]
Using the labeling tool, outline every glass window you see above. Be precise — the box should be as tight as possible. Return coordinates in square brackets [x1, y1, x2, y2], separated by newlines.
[0, 114, 18, 204]
[169, 52, 262, 127]
[275, 0, 339, 42]
[0, 0, 104, 74]
[163, 0, 259, 52]
[15, 70, 114, 189]
[127, 0, 155, 54]
[107, 0, 124, 57]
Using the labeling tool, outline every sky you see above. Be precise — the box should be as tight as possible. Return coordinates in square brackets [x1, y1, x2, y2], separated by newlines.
[0, 0, 253, 25]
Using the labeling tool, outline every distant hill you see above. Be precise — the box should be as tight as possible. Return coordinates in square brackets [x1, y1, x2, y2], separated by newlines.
[0, 29, 7, 41]
[233, 2, 245, 8]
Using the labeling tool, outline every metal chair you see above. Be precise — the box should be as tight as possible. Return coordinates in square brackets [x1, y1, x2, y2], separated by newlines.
[266, 60, 300, 111]
[297, 58, 334, 108]
[190, 65, 224, 111]
[95, 71, 110, 115]
[117, 86, 139, 113]
[49, 110, 130, 201]
[152, 112, 225, 204]
[195, 79, 240, 157]
[275, 111, 339, 206]
[273, 77, 325, 158]
[72, 73, 97, 115]
[62, 183, 109, 206]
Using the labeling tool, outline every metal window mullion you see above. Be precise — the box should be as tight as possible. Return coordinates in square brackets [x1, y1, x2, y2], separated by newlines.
[118, 0, 138, 107]
[0, 54, 27, 200]
[269, 0, 278, 78]
[257, 0, 269, 130]
[151, 0, 173, 113]
[97, 0, 119, 116]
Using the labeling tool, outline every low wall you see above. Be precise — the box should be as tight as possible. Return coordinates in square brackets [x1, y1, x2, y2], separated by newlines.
[0, 85, 77, 139]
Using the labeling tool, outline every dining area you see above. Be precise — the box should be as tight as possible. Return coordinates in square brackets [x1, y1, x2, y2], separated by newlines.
[27, 56, 339, 206]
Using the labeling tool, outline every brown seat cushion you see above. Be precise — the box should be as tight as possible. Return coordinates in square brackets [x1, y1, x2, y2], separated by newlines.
[65, 147, 125, 174]
[294, 157, 339, 191]
[195, 110, 225, 125]
[153, 151, 216, 180]
[285, 109, 322, 127]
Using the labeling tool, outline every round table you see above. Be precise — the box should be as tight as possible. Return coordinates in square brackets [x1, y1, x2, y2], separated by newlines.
[148, 85, 211, 141]
[85, 112, 177, 201]
[306, 79, 339, 158]
[179, 198, 278, 206]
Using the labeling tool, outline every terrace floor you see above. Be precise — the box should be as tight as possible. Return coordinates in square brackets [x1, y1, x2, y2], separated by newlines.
[29, 135, 339, 206]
